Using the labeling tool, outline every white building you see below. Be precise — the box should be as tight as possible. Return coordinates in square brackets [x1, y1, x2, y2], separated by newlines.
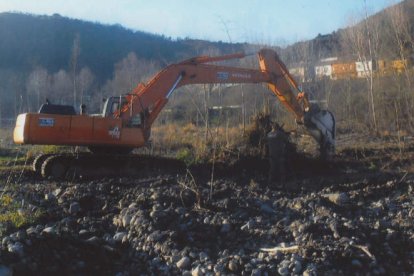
[356, 60, 374, 78]
[315, 63, 333, 79]
[315, 57, 337, 79]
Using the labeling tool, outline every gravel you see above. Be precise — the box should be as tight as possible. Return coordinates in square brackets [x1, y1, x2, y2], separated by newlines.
[0, 142, 413, 274]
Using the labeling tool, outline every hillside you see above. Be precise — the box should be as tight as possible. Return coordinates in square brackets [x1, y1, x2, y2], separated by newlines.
[0, 12, 247, 82]
[282, 0, 414, 63]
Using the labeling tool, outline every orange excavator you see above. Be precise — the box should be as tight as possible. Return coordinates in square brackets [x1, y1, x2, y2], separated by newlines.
[14, 49, 335, 178]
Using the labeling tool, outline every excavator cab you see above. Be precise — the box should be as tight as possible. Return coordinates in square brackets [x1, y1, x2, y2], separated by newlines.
[102, 96, 145, 128]
[102, 96, 128, 118]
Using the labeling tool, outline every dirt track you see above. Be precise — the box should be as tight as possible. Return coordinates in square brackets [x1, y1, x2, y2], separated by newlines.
[0, 135, 413, 275]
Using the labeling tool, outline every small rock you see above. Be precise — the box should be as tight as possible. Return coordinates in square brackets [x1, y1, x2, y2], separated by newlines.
[113, 232, 127, 242]
[147, 231, 163, 242]
[352, 259, 362, 267]
[278, 260, 290, 276]
[277, 266, 289, 276]
[177, 256, 191, 269]
[260, 203, 276, 215]
[199, 251, 209, 262]
[150, 210, 166, 220]
[303, 263, 317, 276]
[121, 234, 129, 244]
[122, 213, 132, 227]
[85, 236, 100, 245]
[42, 226, 56, 235]
[26, 227, 37, 236]
[45, 193, 56, 201]
[228, 260, 238, 272]
[293, 260, 302, 274]
[8, 242, 24, 257]
[53, 188, 62, 197]
[191, 265, 203, 276]
[251, 268, 262, 276]
[214, 263, 224, 273]
[220, 220, 231, 233]
[2, 236, 11, 246]
[79, 229, 89, 237]
[325, 193, 349, 206]
[69, 202, 81, 214]
[16, 230, 27, 241]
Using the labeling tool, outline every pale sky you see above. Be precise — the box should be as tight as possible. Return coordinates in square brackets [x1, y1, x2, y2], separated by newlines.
[0, 0, 402, 44]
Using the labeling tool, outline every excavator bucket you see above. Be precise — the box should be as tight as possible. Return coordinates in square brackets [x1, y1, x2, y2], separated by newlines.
[304, 104, 336, 160]
[258, 49, 336, 159]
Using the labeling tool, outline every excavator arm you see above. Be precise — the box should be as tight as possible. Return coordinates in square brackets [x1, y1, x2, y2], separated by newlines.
[119, 49, 335, 157]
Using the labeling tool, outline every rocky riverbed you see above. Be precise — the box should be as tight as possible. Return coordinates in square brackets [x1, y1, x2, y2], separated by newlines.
[0, 138, 414, 275]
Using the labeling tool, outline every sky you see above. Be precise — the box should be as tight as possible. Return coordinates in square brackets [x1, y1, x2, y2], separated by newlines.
[0, 0, 402, 45]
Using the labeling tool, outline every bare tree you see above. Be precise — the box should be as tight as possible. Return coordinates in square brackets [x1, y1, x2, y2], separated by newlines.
[386, 2, 414, 130]
[70, 33, 81, 107]
[26, 67, 49, 111]
[78, 67, 95, 106]
[112, 52, 159, 95]
[51, 70, 72, 104]
[342, 9, 379, 132]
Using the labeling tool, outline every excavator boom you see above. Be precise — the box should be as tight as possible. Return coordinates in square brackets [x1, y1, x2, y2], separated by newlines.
[119, 49, 307, 124]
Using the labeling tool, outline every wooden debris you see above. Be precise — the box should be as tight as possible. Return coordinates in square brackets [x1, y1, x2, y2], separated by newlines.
[352, 244, 376, 261]
[260, 245, 299, 254]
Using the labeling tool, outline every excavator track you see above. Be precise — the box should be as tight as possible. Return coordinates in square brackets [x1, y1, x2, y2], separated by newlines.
[34, 153, 186, 180]
[32, 153, 54, 174]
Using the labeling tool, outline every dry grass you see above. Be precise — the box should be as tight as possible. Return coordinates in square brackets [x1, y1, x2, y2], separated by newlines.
[0, 128, 13, 148]
[150, 123, 248, 163]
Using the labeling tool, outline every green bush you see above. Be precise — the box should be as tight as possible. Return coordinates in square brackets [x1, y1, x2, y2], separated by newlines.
[0, 194, 43, 235]
[176, 147, 195, 166]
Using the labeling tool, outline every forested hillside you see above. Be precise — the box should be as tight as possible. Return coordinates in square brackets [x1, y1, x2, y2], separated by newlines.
[0, 12, 246, 82]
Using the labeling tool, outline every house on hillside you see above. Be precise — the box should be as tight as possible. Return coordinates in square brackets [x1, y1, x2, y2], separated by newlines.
[315, 57, 337, 79]
[356, 60, 375, 78]
[331, 62, 357, 80]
